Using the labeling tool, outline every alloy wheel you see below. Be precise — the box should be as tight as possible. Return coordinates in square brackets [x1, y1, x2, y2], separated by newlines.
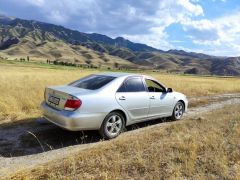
[174, 103, 184, 119]
[105, 115, 123, 137]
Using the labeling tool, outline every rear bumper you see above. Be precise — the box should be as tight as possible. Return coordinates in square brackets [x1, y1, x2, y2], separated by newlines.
[40, 102, 106, 131]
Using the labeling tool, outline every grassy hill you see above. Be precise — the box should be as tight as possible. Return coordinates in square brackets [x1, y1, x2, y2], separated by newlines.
[0, 27, 136, 69]
[0, 41, 136, 69]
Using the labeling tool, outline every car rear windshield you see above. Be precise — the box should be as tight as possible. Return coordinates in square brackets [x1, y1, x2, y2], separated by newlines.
[69, 75, 116, 90]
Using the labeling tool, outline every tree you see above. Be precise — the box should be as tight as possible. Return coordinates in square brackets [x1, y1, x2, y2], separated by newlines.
[27, 56, 30, 61]
[114, 62, 119, 68]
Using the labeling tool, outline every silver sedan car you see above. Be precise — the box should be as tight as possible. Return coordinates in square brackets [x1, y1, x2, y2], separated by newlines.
[41, 72, 188, 139]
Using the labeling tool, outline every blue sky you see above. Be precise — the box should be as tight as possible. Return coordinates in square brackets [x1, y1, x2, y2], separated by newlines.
[0, 0, 240, 56]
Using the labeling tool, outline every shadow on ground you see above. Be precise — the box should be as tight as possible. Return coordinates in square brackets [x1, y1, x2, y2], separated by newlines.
[0, 117, 172, 157]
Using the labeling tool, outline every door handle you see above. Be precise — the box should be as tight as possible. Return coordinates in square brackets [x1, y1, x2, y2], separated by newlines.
[150, 96, 155, 99]
[119, 96, 126, 100]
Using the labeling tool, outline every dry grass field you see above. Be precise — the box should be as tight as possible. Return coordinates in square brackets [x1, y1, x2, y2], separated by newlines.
[0, 63, 240, 122]
[0, 64, 97, 122]
[8, 105, 240, 179]
[149, 72, 240, 97]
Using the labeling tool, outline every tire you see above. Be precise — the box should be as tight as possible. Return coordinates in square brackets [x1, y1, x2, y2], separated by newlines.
[171, 101, 184, 121]
[99, 112, 125, 139]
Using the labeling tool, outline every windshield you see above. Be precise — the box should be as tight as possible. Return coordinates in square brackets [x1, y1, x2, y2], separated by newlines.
[69, 75, 116, 90]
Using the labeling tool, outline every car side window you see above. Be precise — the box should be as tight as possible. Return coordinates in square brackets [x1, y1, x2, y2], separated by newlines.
[117, 82, 126, 92]
[145, 79, 166, 92]
[117, 77, 145, 92]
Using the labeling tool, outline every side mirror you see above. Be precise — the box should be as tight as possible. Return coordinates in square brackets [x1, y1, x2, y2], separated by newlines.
[166, 88, 173, 93]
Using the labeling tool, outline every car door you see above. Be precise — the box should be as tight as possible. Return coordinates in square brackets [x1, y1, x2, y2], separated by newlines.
[144, 79, 174, 118]
[116, 77, 149, 121]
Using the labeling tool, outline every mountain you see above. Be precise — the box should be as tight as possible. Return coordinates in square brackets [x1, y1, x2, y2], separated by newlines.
[0, 15, 137, 69]
[0, 14, 15, 24]
[0, 14, 240, 76]
[166, 49, 217, 59]
[87, 34, 158, 52]
[0, 15, 157, 52]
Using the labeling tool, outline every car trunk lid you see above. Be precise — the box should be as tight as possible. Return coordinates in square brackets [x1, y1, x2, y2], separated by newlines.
[44, 85, 91, 110]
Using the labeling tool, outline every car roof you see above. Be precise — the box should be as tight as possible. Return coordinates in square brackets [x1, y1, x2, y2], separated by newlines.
[96, 72, 140, 78]
[94, 72, 167, 89]
[95, 72, 160, 81]
[95, 72, 159, 80]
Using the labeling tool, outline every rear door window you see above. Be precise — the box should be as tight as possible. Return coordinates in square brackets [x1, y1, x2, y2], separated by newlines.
[69, 75, 115, 90]
[118, 77, 146, 92]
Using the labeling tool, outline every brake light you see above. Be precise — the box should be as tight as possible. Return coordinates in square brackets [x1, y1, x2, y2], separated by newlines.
[64, 98, 82, 111]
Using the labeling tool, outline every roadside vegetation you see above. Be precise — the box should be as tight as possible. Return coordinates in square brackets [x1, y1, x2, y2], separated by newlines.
[8, 105, 240, 179]
[0, 62, 240, 123]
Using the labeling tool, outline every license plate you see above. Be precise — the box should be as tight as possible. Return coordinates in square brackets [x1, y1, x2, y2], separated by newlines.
[48, 96, 60, 105]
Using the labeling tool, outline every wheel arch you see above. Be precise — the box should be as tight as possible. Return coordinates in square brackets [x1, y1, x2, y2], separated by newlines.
[178, 100, 186, 112]
[109, 109, 128, 125]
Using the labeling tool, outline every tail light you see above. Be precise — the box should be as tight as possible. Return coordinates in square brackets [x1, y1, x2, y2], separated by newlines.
[64, 97, 82, 111]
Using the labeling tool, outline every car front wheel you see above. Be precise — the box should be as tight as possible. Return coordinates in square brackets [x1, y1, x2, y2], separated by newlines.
[99, 112, 125, 139]
[171, 101, 184, 121]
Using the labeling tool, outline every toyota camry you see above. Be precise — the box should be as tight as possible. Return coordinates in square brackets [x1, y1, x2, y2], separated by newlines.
[41, 72, 188, 139]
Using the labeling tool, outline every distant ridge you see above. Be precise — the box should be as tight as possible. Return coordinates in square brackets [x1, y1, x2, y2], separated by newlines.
[0, 15, 240, 76]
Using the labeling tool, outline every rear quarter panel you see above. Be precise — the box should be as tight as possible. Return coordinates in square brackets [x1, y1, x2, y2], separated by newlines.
[73, 76, 129, 126]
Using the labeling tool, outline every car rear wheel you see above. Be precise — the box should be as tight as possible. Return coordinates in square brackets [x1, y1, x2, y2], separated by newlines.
[99, 112, 125, 139]
[171, 101, 184, 121]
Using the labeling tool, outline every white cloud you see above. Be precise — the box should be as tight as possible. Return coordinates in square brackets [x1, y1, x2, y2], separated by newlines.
[178, 0, 203, 16]
[49, 10, 68, 23]
[24, 0, 45, 7]
[123, 31, 173, 50]
[19, 0, 99, 24]
[122, 0, 204, 50]
[182, 11, 240, 55]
